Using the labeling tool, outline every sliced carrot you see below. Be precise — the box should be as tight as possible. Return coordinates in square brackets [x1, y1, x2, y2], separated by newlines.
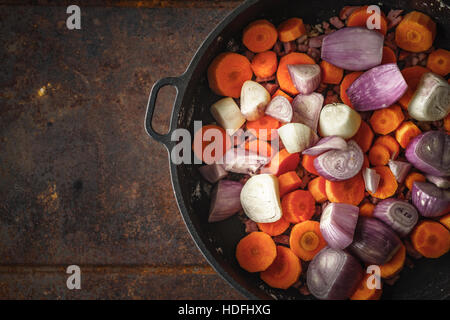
[367, 166, 398, 199]
[359, 202, 375, 218]
[244, 139, 274, 158]
[380, 244, 406, 279]
[352, 120, 374, 153]
[262, 148, 300, 176]
[251, 51, 278, 78]
[281, 190, 316, 224]
[289, 221, 327, 261]
[350, 274, 382, 300]
[427, 48, 450, 76]
[410, 220, 450, 258]
[340, 72, 363, 109]
[260, 245, 302, 289]
[272, 89, 293, 103]
[192, 124, 232, 164]
[277, 18, 306, 42]
[398, 66, 430, 109]
[439, 214, 450, 230]
[243, 19, 278, 53]
[320, 60, 344, 85]
[277, 52, 315, 95]
[246, 115, 281, 141]
[369, 104, 405, 135]
[374, 135, 400, 159]
[395, 121, 421, 149]
[347, 6, 388, 35]
[302, 154, 319, 176]
[444, 114, 450, 132]
[395, 11, 436, 53]
[369, 144, 391, 166]
[381, 46, 397, 64]
[325, 173, 365, 206]
[308, 176, 327, 203]
[257, 216, 290, 237]
[405, 172, 426, 190]
[235, 231, 277, 272]
[207, 52, 253, 98]
[278, 171, 302, 197]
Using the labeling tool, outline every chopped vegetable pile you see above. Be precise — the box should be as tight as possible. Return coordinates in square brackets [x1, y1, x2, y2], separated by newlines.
[198, 5, 450, 300]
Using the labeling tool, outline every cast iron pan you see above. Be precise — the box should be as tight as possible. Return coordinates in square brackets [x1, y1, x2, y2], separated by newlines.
[145, 0, 450, 300]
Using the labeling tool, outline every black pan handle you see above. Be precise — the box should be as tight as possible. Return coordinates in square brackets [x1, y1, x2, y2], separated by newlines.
[145, 76, 184, 148]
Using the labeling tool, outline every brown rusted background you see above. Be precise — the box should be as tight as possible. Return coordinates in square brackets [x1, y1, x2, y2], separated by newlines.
[0, 0, 245, 299]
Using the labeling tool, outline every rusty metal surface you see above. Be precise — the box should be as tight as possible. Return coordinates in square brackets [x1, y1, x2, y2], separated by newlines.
[0, 2, 244, 299]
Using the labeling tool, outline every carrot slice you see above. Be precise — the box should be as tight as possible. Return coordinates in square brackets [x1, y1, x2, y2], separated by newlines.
[410, 221, 450, 258]
[347, 6, 388, 35]
[302, 154, 319, 176]
[243, 19, 278, 53]
[246, 115, 281, 141]
[367, 166, 398, 199]
[395, 11, 436, 53]
[235, 231, 277, 272]
[395, 121, 421, 149]
[352, 120, 374, 153]
[359, 202, 375, 218]
[369, 144, 391, 166]
[277, 52, 315, 95]
[281, 190, 316, 224]
[398, 66, 429, 109]
[272, 89, 293, 103]
[325, 173, 365, 206]
[340, 72, 363, 108]
[289, 221, 327, 261]
[405, 172, 426, 190]
[381, 46, 397, 64]
[278, 171, 302, 197]
[262, 149, 300, 176]
[427, 48, 450, 76]
[251, 51, 278, 78]
[444, 114, 450, 132]
[277, 18, 306, 42]
[244, 139, 274, 158]
[374, 135, 400, 159]
[369, 104, 405, 135]
[257, 216, 290, 237]
[439, 214, 450, 230]
[350, 274, 383, 300]
[260, 246, 302, 289]
[192, 124, 232, 164]
[308, 176, 327, 203]
[380, 244, 406, 279]
[320, 60, 344, 85]
[207, 52, 253, 98]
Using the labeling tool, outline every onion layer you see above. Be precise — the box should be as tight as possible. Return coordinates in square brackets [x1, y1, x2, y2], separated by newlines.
[221, 148, 270, 175]
[287, 64, 321, 94]
[320, 203, 359, 249]
[302, 136, 348, 156]
[291, 93, 324, 133]
[209, 180, 243, 223]
[411, 182, 450, 218]
[264, 95, 293, 123]
[426, 174, 450, 189]
[198, 163, 228, 184]
[388, 160, 412, 184]
[362, 167, 380, 194]
[373, 199, 419, 236]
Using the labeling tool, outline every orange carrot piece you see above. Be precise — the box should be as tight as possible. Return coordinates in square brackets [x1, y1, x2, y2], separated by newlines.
[278, 171, 302, 197]
[325, 174, 365, 206]
[398, 66, 429, 109]
[369, 104, 405, 135]
[380, 244, 406, 279]
[353, 120, 374, 153]
[444, 114, 450, 132]
[410, 220, 450, 258]
[347, 6, 388, 35]
[302, 154, 319, 176]
[395, 121, 422, 149]
[235, 231, 277, 272]
[369, 144, 391, 166]
[439, 214, 450, 230]
[368, 166, 398, 199]
[251, 51, 278, 78]
[277, 18, 306, 42]
[405, 172, 426, 190]
[243, 19, 278, 53]
[262, 149, 300, 176]
[207, 52, 253, 98]
[257, 216, 290, 237]
[289, 221, 327, 261]
[374, 135, 400, 159]
[272, 89, 293, 103]
[359, 202, 375, 218]
[381, 46, 397, 64]
[340, 72, 363, 109]
[320, 60, 344, 85]
[427, 48, 450, 76]
[192, 124, 232, 164]
[308, 176, 328, 203]
[246, 115, 281, 141]
[244, 139, 274, 158]
[350, 274, 383, 300]
[281, 190, 316, 224]
[260, 245, 302, 289]
[277, 52, 315, 95]
[395, 11, 436, 53]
